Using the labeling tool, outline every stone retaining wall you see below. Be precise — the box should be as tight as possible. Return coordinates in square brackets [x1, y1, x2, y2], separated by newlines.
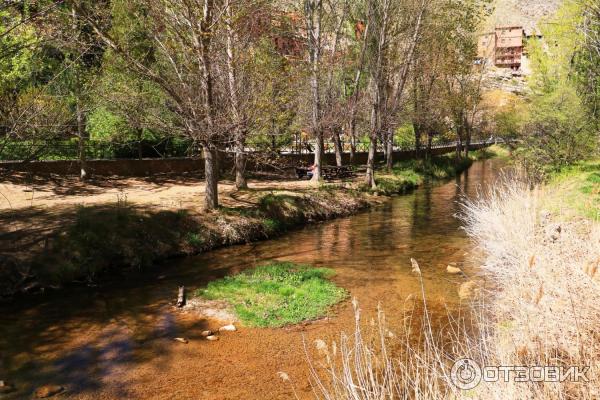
[0, 144, 488, 177]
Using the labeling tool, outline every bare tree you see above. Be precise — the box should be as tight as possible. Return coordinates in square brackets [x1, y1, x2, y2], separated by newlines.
[225, 0, 248, 189]
[321, 0, 349, 167]
[303, 0, 325, 182]
[382, 0, 426, 170]
[346, 13, 370, 165]
[364, 0, 425, 186]
[364, 0, 392, 189]
[72, 0, 224, 210]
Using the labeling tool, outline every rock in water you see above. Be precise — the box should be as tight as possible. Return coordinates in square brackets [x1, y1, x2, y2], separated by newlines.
[447, 265, 462, 275]
[35, 385, 64, 398]
[201, 330, 213, 337]
[218, 324, 237, 332]
[173, 337, 189, 344]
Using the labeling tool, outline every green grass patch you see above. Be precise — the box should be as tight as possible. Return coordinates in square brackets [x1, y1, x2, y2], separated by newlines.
[196, 262, 347, 328]
[373, 170, 423, 195]
[185, 232, 205, 249]
[394, 153, 473, 180]
[472, 144, 511, 160]
[545, 160, 600, 221]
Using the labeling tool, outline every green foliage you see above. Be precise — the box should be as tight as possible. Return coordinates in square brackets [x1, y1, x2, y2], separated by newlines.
[262, 218, 284, 233]
[471, 145, 510, 161]
[366, 152, 481, 195]
[87, 107, 132, 140]
[395, 154, 473, 180]
[395, 124, 416, 149]
[517, 2, 599, 178]
[246, 39, 300, 151]
[519, 84, 597, 178]
[185, 232, 205, 250]
[197, 262, 347, 327]
[546, 160, 600, 220]
[373, 173, 421, 195]
[0, 10, 37, 94]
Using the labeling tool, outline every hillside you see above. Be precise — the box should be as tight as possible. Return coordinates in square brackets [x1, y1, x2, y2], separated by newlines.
[481, 0, 564, 95]
[487, 0, 563, 32]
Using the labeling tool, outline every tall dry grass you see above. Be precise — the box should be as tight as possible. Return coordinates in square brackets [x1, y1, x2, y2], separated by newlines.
[300, 177, 600, 399]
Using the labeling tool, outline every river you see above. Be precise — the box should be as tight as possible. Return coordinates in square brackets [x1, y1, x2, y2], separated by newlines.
[0, 159, 504, 399]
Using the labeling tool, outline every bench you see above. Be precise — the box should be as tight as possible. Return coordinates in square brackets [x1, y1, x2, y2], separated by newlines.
[295, 167, 311, 180]
[322, 166, 355, 180]
[295, 166, 355, 181]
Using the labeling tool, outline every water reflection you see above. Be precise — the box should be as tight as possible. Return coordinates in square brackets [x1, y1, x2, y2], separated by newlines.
[0, 159, 505, 399]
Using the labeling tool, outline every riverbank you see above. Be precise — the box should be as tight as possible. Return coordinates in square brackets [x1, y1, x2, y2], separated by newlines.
[0, 149, 496, 299]
[458, 160, 600, 399]
[0, 157, 502, 400]
[307, 158, 600, 399]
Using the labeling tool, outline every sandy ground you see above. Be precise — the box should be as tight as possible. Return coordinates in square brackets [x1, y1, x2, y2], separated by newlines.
[0, 173, 326, 213]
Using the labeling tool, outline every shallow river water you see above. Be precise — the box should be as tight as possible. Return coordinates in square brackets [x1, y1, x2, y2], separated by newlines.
[0, 159, 505, 399]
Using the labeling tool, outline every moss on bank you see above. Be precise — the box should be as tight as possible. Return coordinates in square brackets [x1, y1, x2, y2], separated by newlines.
[197, 262, 347, 327]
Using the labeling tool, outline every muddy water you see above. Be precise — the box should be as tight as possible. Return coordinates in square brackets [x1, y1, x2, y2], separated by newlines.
[0, 159, 504, 399]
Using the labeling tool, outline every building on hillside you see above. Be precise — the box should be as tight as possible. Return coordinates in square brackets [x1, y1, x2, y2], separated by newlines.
[495, 26, 523, 69]
[477, 26, 525, 70]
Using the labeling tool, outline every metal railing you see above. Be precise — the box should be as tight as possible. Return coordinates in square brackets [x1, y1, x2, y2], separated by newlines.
[0, 137, 495, 162]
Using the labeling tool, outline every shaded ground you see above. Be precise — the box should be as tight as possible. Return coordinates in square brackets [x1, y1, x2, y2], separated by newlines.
[0, 171, 375, 297]
[0, 171, 319, 211]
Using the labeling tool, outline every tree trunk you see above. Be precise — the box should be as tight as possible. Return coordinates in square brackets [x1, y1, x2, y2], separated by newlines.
[225, 1, 247, 190]
[332, 128, 343, 166]
[382, 133, 388, 158]
[76, 102, 87, 181]
[349, 120, 356, 164]
[72, 7, 86, 181]
[426, 132, 433, 159]
[463, 124, 471, 158]
[199, 0, 218, 208]
[413, 123, 422, 159]
[455, 134, 463, 160]
[386, 130, 393, 170]
[234, 134, 247, 189]
[203, 145, 219, 210]
[306, 0, 323, 183]
[137, 128, 143, 160]
[365, 134, 377, 189]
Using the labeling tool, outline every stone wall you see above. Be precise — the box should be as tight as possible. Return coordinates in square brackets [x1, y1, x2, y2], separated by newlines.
[0, 144, 488, 177]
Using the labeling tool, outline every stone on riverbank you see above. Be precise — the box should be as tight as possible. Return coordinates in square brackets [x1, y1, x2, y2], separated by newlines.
[0, 381, 15, 394]
[35, 385, 64, 398]
[447, 265, 462, 275]
[219, 324, 237, 332]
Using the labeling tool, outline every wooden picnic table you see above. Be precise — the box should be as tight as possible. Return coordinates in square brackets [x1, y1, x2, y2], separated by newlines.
[295, 165, 355, 180]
